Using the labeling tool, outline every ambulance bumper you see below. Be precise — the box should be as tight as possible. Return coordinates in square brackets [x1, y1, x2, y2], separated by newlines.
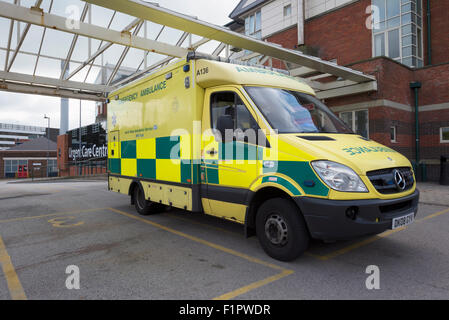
[294, 189, 420, 241]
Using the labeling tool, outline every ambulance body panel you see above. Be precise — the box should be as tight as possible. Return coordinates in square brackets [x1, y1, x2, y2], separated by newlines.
[107, 55, 419, 261]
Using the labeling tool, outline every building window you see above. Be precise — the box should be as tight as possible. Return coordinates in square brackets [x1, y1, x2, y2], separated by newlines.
[391, 126, 397, 142]
[339, 110, 369, 138]
[244, 10, 262, 39]
[48, 159, 58, 173]
[441, 127, 449, 143]
[4, 160, 27, 177]
[284, 4, 292, 17]
[372, 0, 423, 68]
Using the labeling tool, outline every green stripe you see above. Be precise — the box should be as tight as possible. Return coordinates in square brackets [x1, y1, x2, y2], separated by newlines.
[261, 176, 302, 196]
[219, 142, 258, 160]
[181, 160, 191, 184]
[264, 161, 329, 197]
[156, 136, 180, 159]
[192, 162, 200, 184]
[109, 158, 121, 174]
[137, 159, 156, 179]
[179, 160, 201, 184]
[121, 140, 136, 159]
[206, 167, 219, 184]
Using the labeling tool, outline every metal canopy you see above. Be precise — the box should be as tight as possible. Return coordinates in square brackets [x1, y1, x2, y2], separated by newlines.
[0, 0, 377, 102]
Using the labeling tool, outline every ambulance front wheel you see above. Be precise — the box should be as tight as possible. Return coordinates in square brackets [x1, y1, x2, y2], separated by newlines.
[134, 184, 165, 215]
[256, 198, 310, 261]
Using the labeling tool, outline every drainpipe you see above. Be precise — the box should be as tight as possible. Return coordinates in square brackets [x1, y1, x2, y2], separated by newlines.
[427, 0, 432, 65]
[410, 82, 422, 178]
[297, 0, 305, 45]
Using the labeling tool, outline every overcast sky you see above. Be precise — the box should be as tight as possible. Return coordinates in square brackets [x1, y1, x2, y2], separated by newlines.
[0, 0, 240, 130]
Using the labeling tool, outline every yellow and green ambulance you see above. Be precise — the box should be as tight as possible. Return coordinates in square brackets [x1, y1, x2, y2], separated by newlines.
[107, 53, 419, 261]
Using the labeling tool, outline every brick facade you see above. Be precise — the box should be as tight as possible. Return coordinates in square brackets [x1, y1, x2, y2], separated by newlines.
[57, 134, 70, 176]
[245, 0, 449, 181]
[0, 150, 57, 179]
[424, 0, 449, 65]
[304, 0, 372, 65]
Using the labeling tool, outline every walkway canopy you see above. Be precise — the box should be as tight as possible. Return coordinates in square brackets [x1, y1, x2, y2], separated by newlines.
[0, 0, 377, 102]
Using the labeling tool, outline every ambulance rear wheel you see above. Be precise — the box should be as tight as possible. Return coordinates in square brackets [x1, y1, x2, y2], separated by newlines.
[256, 198, 309, 261]
[134, 185, 165, 215]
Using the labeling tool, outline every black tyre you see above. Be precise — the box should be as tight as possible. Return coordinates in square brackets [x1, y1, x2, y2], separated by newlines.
[256, 198, 310, 261]
[134, 184, 165, 215]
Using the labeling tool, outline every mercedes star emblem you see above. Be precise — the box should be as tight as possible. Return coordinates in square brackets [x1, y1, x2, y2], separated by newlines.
[393, 169, 406, 191]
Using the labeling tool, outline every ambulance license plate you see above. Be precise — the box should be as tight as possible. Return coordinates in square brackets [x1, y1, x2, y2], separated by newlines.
[392, 212, 415, 229]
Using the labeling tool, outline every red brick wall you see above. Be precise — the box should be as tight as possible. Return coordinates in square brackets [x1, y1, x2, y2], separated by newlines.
[266, 26, 298, 50]
[57, 134, 70, 176]
[0, 151, 56, 179]
[265, 27, 299, 69]
[266, 0, 449, 68]
[304, 0, 372, 65]
[419, 108, 449, 161]
[252, 0, 449, 180]
[414, 63, 449, 106]
[64, 165, 106, 177]
[423, 0, 449, 65]
[329, 58, 449, 109]
[28, 159, 47, 178]
[325, 58, 415, 107]
[351, 58, 415, 106]
[302, 0, 449, 67]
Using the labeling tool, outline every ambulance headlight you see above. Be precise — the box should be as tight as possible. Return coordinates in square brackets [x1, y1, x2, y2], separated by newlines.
[311, 161, 368, 192]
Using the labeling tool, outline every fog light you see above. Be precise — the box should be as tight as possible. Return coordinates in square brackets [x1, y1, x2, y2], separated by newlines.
[345, 206, 358, 220]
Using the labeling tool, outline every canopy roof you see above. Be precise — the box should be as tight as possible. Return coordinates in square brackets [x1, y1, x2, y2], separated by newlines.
[0, 0, 377, 102]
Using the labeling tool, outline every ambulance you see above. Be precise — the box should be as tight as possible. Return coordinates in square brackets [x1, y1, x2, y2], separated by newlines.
[107, 53, 419, 261]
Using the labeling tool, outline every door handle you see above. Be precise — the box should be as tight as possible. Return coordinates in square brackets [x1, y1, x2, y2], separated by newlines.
[206, 148, 217, 155]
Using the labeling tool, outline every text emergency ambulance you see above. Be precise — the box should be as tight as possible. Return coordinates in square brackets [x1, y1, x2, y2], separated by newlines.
[107, 53, 419, 261]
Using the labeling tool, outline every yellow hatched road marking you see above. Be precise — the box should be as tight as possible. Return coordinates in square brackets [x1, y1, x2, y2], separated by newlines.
[316, 229, 401, 261]
[48, 216, 85, 228]
[0, 236, 26, 300]
[417, 207, 449, 222]
[213, 269, 294, 300]
[108, 207, 294, 299]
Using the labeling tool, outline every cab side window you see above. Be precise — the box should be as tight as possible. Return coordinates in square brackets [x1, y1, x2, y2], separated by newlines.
[210, 91, 259, 133]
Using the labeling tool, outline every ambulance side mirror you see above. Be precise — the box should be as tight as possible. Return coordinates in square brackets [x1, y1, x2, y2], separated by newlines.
[217, 115, 234, 142]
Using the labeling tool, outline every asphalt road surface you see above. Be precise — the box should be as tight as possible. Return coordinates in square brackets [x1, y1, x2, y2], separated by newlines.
[0, 180, 448, 300]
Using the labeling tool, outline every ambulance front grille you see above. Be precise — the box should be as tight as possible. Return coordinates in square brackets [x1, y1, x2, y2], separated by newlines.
[367, 167, 414, 194]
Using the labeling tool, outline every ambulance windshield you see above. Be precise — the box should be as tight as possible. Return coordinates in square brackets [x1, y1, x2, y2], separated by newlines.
[244, 86, 353, 134]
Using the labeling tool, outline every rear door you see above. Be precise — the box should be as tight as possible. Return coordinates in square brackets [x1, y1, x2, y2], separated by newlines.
[108, 130, 121, 175]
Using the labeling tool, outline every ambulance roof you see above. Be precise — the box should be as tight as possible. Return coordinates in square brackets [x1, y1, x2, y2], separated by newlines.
[194, 59, 315, 95]
[109, 58, 315, 99]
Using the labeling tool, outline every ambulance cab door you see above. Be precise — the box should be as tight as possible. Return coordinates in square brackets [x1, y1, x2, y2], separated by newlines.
[201, 87, 260, 223]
